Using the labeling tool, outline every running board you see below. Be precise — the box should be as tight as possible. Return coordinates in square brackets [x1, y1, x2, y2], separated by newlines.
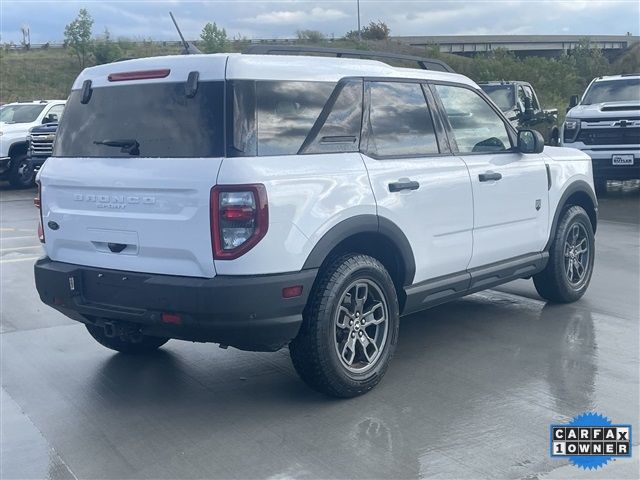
[402, 252, 548, 315]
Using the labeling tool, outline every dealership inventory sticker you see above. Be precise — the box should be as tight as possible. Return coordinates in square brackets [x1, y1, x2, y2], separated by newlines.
[550, 412, 632, 470]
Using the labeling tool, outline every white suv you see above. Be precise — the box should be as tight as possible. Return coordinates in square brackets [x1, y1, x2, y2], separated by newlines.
[0, 100, 66, 187]
[34, 52, 598, 397]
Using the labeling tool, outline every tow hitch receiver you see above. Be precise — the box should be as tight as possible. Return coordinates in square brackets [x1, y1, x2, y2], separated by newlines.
[102, 321, 143, 342]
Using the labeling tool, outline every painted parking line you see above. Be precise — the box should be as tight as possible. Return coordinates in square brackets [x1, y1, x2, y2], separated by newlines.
[0, 235, 39, 242]
[0, 256, 41, 264]
[0, 245, 43, 252]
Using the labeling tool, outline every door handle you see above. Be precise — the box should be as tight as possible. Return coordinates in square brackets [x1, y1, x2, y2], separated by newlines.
[478, 172, 502, 182]
[388, 180, 420, 192]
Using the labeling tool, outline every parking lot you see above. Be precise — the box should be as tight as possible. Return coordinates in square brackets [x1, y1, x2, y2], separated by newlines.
[1, 183, 638, 479]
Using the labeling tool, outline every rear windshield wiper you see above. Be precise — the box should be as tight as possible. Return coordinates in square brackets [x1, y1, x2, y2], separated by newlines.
[93, 139, 140, 155]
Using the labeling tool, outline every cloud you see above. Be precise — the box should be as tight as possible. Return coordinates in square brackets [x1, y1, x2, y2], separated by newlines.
[243, 7, 348, 25]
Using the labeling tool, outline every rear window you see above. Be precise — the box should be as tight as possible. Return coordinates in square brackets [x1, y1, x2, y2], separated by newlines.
[53, 81, 224, 158]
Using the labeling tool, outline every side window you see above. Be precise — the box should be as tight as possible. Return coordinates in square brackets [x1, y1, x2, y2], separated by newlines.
[365, 81, 439, 157]
[256, 81, 335, 156]
[523, 85, 539, 110]
[300, 80, 363, 154]
[45, 104, 64, 122]
[517, 86, 527, 112]
[434, 84, 512, 154]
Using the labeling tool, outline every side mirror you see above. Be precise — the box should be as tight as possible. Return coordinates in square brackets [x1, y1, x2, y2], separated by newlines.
[518, 129, 545, 154]
[569, 95, 579, 109]
[42, 114, 58, 124]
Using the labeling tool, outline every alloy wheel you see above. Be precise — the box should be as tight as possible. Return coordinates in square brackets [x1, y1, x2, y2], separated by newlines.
[334, 279, 389, 373]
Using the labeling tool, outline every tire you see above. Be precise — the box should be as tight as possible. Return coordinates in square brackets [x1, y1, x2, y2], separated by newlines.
[533, 205, 595, 303]
[8, 153, 35, 189]
[289, 254, 400, 398]
[594, 178, 608, 197]
[85, 323, 169, 354]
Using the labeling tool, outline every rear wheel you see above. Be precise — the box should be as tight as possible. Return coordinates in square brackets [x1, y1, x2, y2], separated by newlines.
[86, 323, 169, 354]
[8, 154, 35, 188]
[289, 254, 399, 398]
[533, 206, 595, 303]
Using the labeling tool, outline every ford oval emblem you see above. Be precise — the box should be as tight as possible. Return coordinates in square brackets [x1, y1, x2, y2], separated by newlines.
[48, 221, 60, 230]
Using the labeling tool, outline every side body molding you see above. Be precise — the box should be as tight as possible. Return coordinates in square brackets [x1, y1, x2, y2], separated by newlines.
[302, 214, 416, 286]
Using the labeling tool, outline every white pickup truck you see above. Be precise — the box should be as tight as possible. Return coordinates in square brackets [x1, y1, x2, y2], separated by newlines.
[561, 74, 640, 195]
[0, 100, 66, 188]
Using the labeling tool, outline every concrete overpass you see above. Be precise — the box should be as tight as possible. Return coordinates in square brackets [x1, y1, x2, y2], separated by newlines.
[394, 35, 639, 58]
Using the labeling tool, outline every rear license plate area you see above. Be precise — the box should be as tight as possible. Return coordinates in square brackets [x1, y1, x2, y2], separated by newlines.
[81, 270, 147, 308]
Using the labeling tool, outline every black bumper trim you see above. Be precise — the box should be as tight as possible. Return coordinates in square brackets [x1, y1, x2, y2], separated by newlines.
[34, 258, 317, 351]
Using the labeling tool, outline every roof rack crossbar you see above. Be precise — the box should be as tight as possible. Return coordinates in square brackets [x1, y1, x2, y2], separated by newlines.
[242, 45, 455, 73]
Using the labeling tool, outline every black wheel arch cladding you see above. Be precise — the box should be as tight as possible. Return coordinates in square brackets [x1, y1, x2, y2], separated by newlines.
[301, 214, 416, 286]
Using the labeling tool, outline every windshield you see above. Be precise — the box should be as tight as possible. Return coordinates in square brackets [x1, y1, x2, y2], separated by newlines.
[0, 104, 45, 124]
[54, 81, 224, 157]
[582, 78, 640, 105]
[479, 85, 516, 112]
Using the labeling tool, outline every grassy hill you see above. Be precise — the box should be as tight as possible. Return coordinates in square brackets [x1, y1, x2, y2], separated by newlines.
[1, 39, 637, 118]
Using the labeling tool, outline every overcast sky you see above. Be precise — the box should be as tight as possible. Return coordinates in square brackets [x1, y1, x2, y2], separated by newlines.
[1, 1, 638, 44]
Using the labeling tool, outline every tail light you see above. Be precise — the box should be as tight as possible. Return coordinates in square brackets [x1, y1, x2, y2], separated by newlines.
[210, 185, 268, 260]
[34, 181, 44, 243]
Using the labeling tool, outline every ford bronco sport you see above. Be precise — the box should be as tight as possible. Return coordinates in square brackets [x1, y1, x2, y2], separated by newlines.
[34, 50, 598, 397]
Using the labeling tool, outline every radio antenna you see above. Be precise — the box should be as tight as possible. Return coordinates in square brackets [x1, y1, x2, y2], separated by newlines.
[170, 12, 202, 55]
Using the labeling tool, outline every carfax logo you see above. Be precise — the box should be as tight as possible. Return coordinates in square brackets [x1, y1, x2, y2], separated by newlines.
[550, 412, 632, 470]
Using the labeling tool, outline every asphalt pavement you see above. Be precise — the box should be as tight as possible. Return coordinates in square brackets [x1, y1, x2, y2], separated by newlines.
[1, 181, 639, 480]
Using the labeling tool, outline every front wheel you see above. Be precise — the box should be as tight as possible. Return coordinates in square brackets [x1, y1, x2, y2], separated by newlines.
[8, 154, 35, 189]
[533, 205, 595, 303]
[289, 254, 400, 398]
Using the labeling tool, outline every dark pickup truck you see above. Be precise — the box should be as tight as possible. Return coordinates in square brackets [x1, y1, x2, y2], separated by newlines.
[479, 81, 559, 145]
[27, 122, 58, 173]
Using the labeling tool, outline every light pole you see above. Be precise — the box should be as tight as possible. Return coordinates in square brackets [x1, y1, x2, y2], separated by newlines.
[357, 0, 362, 41]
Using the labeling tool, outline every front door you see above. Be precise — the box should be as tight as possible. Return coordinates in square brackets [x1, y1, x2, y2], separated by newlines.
[361, 80, 473, 284]
[432, 83, 549, 269]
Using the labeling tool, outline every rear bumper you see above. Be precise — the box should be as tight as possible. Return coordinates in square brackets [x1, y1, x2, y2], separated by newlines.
[34, 257, 317, 351]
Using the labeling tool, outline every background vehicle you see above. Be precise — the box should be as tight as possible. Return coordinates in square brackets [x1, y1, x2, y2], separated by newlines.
[34, 51, 597, 397]
[27, 122, 58, 174]
[561, 74, 640, 195]
[0, 100, 65, 188]
[479, 81, 559, 145]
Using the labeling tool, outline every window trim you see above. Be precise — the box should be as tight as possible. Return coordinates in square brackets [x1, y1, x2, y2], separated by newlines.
[298, 77, 364, 155]
[428, 80, 518, 156]
[360, 77, 449, 161]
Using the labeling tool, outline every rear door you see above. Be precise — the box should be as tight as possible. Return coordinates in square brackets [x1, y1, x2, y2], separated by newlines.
[360, 80, 473, 284]
[431, 83, 549, 269]
[39, 62, 227, 278]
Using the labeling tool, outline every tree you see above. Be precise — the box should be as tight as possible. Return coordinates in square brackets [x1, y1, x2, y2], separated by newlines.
[345, 21, 390, 41]
[20, 25, 30, 50]
[199, 22, 229, 54]
[64, 8, 94, 68]
[296, 30, 325, 43]
[93, 28, 122, 65]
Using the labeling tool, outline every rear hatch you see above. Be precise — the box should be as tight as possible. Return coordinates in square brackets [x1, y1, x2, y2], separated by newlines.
[39, 56, 227, 278]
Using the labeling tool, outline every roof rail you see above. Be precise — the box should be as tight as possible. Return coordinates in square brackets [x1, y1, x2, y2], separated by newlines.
[242, 44, 455, 73]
